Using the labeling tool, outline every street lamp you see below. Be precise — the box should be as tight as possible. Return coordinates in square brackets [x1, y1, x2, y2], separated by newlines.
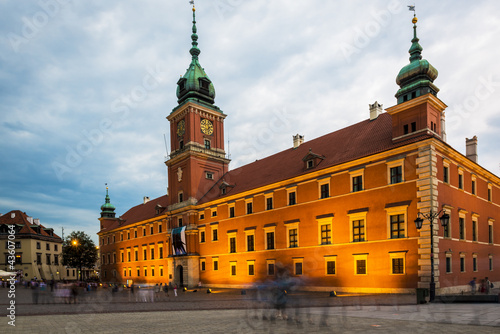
[414, 209, 450, 302]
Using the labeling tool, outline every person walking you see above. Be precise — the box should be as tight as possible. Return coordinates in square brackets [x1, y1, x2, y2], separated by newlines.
[485, 277, 492, 294]
[163, 282, 169, 297]
[469, 277, 477, 294]
[174, 283, 178, 297]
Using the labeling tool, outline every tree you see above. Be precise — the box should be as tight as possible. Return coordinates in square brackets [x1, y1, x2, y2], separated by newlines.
[61, 231, 98, 282]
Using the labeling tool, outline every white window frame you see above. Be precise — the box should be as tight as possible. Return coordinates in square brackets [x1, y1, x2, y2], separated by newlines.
[247, 260, 255, 276]
[472, 214, 479, 242]
[264, 193, 274, 211]
[318, 178, 330, 199]
[211, 224, 219, 242]
[317, 216, 333, 245]
[200, 258, 206, 272]
[348, 211, 368, 243]
[353, 254, 368, 275]
[266, 259, 275, 276]
[245, 198, 253, 214]
[443, 159, 450, 184]
[442, 205, 453, 239]
[227, 231, 237, 254]
[350, 169, 364, 192]
[325, 255, 337, 276]
[244, 228, 256, 252]
[287, 187, 297, 205]
[199, 227, 206, 243]
[387, 158, 405, 185]
[488, 219, 494, 244]
[471, 174, 477, 196]
[472, 253, 478, 272]
[445, 252, 452, 274]
[458, 210, 467, 241]
[458, 167, 464, 190]
[228, 203, 235, 218]
[212, 257, 219, 271]
[293, 258, 304, 276]
[385, 204, 409, 239]
[230, 261, 237, 276]
[178, 191, 183, 203]
[263, 225, 276, 250]
[389, 252, 406, 275]
[286, 221, 299, 248]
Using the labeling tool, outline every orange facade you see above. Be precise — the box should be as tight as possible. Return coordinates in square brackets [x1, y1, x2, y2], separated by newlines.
[98, 12, 499, 294]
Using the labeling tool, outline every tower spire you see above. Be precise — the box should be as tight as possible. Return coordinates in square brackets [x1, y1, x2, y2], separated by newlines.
[190, 2, 200, 61]
[175, 1, 217, 106]
[100, 183, 116, 218]
[394, 11, 439, 104]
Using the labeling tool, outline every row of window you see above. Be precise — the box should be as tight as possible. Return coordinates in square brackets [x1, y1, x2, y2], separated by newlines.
[200, 166, 404, 220]
[102, 245, 165, 265]
[101, 224, 163, 245]
[34, 242, 58, 252]
[200, 211, 494, 251]
[444, 214, 494, 244]
[445, 254, 494, 273]
[33, 253, 59, 266]
[103, 266, 165, 279]
[199, 254, 408, 277]
[200, 212, 409, 252]
[443, 164, 493, 201]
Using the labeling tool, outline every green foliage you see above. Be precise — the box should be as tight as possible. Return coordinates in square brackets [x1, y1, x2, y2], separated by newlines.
[61, 231, 98, 274]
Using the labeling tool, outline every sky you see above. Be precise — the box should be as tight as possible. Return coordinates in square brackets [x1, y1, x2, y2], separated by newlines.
[1, 0, 499, 243]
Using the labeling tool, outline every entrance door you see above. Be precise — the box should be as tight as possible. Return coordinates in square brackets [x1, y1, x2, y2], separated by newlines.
[176, 265, 184, 287]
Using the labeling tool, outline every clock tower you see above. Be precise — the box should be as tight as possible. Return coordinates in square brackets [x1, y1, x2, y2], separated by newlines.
[166, 5, 230, 214]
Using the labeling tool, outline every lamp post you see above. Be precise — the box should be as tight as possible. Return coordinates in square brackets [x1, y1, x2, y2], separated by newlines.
[414, 210, 450, 302]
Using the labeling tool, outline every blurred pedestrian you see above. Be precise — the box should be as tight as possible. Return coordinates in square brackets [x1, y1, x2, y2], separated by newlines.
[31, 280, 39, 304]
[174, 283, 178, 297]
[469, 277, 477, 294]
[485, 277, 491, 294]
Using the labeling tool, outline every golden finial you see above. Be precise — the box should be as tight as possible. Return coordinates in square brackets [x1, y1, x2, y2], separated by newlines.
[190, 0, 195, 12]
[412, 17, 418, 24]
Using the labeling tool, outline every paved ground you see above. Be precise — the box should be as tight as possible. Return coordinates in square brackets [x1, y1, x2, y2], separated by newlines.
[1, 286, 499, 333]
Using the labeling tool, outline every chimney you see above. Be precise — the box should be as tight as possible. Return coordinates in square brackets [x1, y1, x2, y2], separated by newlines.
[369, 101, 383, 120]
[143, 196, 150, 204]
[466, 136, 478, 163]
[11, 212, 15, 219]
[34, 218, 40, 225]
[27, 216, 33, 224]
[293, 134, 304, 149]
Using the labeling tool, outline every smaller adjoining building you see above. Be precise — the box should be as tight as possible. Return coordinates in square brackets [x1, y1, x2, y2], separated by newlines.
[0, 210, 78, 282]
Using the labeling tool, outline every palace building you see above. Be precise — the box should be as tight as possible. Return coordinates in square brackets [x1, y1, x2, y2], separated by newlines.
[97, 8, 499, 294]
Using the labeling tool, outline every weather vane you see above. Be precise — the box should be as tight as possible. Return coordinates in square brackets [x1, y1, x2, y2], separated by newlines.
[189, 0, 195, 7]
[408, 4, 416, 16]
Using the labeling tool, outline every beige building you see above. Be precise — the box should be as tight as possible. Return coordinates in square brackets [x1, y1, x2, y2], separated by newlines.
[0, 210, 77, 282]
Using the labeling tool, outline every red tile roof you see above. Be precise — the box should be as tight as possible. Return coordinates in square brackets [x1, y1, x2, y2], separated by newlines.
[0, 210, 62, 240]
[102, 113, 434, 229]
[200, 112, 434, 203]
[100, 195, 169, 232]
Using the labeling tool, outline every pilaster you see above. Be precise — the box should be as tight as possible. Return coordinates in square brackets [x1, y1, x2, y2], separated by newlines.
[416, 144, 441, 290]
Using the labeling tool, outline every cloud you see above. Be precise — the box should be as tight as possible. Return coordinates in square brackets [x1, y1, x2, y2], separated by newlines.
[0, 0, 499, 242]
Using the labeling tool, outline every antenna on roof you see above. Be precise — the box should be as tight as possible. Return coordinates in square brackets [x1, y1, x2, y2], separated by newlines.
[227, 139, 231, 159]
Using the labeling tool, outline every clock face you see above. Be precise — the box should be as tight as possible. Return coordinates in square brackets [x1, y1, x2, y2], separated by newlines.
[200, 119, 213, 135]
[177, 120, 185, 136]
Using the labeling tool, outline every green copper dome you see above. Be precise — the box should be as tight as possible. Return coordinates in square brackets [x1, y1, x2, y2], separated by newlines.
[395, 17, 439, 104]
[176, 7, 216, 105]
[100, 187, 116, 218]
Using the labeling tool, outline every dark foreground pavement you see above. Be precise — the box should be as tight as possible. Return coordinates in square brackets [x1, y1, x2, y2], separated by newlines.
[1, 286, 499, 333]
